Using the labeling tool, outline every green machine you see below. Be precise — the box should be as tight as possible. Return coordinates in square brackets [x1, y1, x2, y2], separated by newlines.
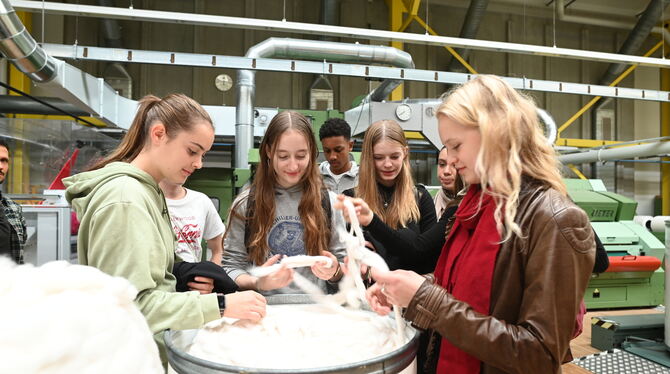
[184, 167, 236, 220]
[565, 179, 665, 309]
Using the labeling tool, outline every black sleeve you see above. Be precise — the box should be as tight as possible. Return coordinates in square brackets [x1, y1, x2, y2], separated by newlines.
[173, 261, 240, 294]
[364, 189, 445, 263]
[417, 186, 437, 232]
[0, 206, 12, 261]
[342, 188, 355, 198]
[592, 231, 609, 273]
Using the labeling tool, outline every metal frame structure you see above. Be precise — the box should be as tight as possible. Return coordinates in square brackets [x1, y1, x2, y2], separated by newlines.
[43, 43, 670, 103]
[11, 0, 670, 70]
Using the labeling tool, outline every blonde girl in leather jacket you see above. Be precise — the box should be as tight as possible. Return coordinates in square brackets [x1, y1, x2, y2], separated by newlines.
[358, 75, 595, 374]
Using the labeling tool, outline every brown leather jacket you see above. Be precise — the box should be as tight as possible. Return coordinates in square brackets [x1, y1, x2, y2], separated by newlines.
[403, 181, 595, 374]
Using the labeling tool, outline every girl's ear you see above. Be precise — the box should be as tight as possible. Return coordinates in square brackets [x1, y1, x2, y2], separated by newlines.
[148, 122, 167, 146]
[404, 146, 409, 160]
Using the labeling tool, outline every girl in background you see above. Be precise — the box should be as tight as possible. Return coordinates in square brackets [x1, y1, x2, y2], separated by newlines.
[344, 120, 437, 274]
[434, 147, 464, 217]
[223, 111, 347, 294]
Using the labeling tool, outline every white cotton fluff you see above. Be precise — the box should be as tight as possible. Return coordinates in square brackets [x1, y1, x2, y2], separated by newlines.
[188, 304, 413, 370]
[0, 257, 163, 374]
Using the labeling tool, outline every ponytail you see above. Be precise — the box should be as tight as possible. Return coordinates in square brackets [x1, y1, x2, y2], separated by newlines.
[89, 94, 212, 171]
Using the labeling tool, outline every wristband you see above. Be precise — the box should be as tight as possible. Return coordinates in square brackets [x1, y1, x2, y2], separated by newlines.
[216, 293, 226, 312]
[327, 262, 343, 283]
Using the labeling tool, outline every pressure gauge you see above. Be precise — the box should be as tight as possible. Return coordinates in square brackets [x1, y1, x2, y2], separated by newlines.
[395, 104, 412, 122]
[215, 74, 233, 92]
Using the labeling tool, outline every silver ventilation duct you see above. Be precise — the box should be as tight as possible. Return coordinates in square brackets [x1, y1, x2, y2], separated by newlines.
[0, 0, 56, 82]
[447, 0, 489, 72]
[235, 37, 414, 168]
[598, 0, 668, 86]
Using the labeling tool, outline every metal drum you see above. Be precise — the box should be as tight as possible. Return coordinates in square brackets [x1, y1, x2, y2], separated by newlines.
[165, 294, 420, 374]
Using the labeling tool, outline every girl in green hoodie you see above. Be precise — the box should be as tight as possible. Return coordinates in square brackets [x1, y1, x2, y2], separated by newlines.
[64, 94, 266, 366]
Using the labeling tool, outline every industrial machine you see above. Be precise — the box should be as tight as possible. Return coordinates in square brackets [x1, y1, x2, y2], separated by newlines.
[565, 179, 665, 309]
[16, 190, 73, 265]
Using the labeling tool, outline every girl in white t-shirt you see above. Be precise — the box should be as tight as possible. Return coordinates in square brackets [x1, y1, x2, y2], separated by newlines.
[159, 180, 225, 264]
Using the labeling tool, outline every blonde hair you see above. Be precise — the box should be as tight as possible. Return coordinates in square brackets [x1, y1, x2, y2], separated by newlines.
[437, 75, 566, 241]
[227, 111, 330, 265]
[356, 120, 420, 229]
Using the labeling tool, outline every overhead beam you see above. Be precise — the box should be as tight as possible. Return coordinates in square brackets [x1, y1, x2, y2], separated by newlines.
[41, 44, 670, 102]
[11, 0, 670, 69]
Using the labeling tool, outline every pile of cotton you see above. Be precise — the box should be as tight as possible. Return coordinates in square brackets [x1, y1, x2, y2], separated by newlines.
[0, 257, 162, 374]
[188, 303, 413, 370]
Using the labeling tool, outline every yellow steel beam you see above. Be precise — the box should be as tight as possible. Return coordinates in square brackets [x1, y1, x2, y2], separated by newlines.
[556, 39, 664, 138]
[15, 114, 107, 128]
[412, 15, 479, 75]
[398, 13, 415, 33]
[555, 138, 622, 148]
[389, 0, 405, 101]
[567, 164, 588, 180]
[406, 0, 421, 16]
[404, 131, 424, 139]
[662, 67, 670, 215]
[386, 0, 408, 12]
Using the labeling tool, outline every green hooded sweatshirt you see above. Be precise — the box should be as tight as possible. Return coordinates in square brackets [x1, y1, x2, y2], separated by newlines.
[64, 162, 219, 365]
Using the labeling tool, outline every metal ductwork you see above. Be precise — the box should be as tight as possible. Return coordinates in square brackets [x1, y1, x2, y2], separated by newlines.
[583, 0, 669, 176]
[556, 0, 670, 42]
[0, 0, 136, 127]
[559, 141, 670, 164]
[0, 0, 56, 82]
[97, 0, 132, 99]
[598, 0, 668, 86]
[235, 37, 414, 168]
[97, 0, 122, 48]
[447, 0, 489, 72]
[320, 0, 339, 43]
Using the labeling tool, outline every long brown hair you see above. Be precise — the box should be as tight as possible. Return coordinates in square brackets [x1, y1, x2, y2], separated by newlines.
[231, 111, 331, 265]
[356, 120, 419, 229]
[90, 93, 213, 170]
[437, 75, 565, 241]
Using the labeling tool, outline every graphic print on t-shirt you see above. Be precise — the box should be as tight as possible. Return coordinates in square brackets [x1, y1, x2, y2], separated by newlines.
[171, 214, 203, 260]
[174, 223, 202, 244]
[268, 216, 304, 257]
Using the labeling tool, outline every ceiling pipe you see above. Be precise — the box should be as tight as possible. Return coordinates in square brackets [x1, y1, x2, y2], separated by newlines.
[581, 0, 669, 177]
[556, 0, 670, 41]
[235, 37, 414, 169]
[320, 0, 339, 43]
[447, 0, 489, 72]
[97, 0, 131, 84]
[309, 0, 340, 109]
[0, 0, 56, 82]
[596, 0, 668, 86]
[13, 0, 670, 69]
[0, 95, 89, 116]
[558, 141, 670, 164]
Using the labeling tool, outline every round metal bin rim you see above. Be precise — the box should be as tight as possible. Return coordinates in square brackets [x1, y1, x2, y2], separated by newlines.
[165, 294, 419, 374]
